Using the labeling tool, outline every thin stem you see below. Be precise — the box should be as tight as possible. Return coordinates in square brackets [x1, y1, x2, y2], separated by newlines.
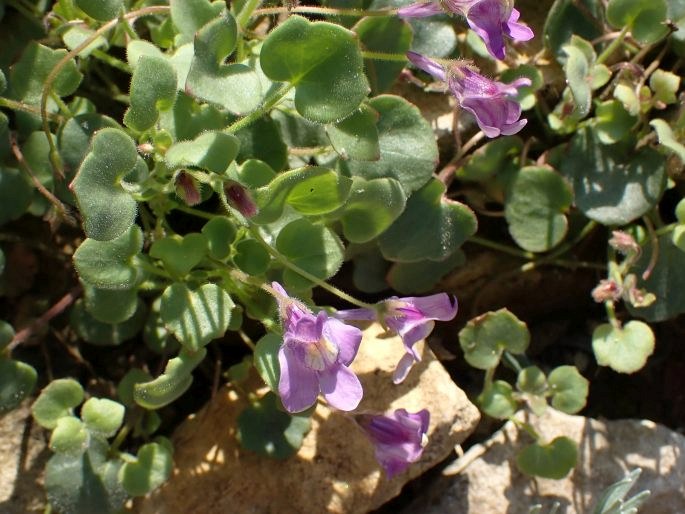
[40, 5, 171, 179]
[544, 221, 597, 262]
[596, 26, 630, 65]
[236, 0, 262, 28]
[238, 330, 256, 351]
[227, 83, 293, 134]
[483, 366, 496, 389]
[605, 300, 621, 329]
[502, 351, 523, 373]
[361, 51, 408, 62]
[91, 49, 132, 73]
[7, 286, 82, 352]
[172, 203, 215, 220]
[510, 417, 541, 441]
[252, 6, 396, 17]
[468, 235, 535, 260]
[641, 215, 659, 281]
[0, 97, 63, 121]
[248, 226, 376, 310]
[438, 131, 485, 186]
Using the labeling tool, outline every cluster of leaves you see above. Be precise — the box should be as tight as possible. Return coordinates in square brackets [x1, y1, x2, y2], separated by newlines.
[459, 308, 589, 479]
[0, 0, 683, 510]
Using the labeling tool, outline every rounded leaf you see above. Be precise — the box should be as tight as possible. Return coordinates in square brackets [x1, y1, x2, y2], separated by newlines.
[233, 239, 270, 276]
[548, 365, 589, 414]
[592, 321, 655, 374]
[261, 16, 369, 123]
[49, 416, 89, 454]
[32, 378, 85, 429]
[83, 285, 138, 324]
[124, 55, 177, 132]
[150, 233, 208, 278]
[459, 308, 530, 370]
[71, 298, 147, 346]
[254, 333, 282, 392]
[516, 366, 547, 396]
[75, 0, 123, 21]
[0, 358, 37, 413]
[0, 168, 32, 226]
[606, 0, 668, 43]
[516, 436, 578, 479]
[81, 398, 125, 437]
[478, 380, 517, 419]
[119, 441, 173, 497]
[165, 131, 240, 174]
[202, 216, 237, 260]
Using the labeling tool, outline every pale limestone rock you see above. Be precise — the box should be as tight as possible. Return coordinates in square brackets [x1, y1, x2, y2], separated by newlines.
[0, 402, 49, 514]
[137, 323, 480, 514]
[403, 408, 685, 514]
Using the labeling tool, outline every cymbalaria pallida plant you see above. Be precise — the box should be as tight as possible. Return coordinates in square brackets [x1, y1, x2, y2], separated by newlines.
[0, 0, 684, 510]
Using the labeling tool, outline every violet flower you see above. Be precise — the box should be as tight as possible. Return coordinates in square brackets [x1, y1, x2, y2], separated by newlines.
[398, 0, 534, 60]
[355, 408, 430, 477]
[272, 282, 364, 413]
[406, 51, 531, 137]
[338, 293, 458, 384]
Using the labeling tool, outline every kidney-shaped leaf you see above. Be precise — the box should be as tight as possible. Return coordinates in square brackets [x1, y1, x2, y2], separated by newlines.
[261, 15, 369, 123]
[165, 131, 240, 174]
[120, 441, 173, 497]
[592, 320, 655, 373]
[0, 358, 37, 414]
[516, 436, 578, 479]
[32, 378, 84, 430]
[124, 55, 177, 132]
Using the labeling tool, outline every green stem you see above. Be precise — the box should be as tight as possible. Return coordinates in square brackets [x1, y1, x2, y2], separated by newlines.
[544, 221, 597, 262]
[596, 25, 630, 65]
[40, 5, 171, 179]
[252, 6, 396, 17]
[227, 83, 293, 134]
[248, 226, 376, 310]
[0, 97, 62, 121]
[91, 49, 132, 73]
[502, 351, 523, 373]
[361, 50, 408, 62]
[172, 203, 215, 220]
[510, 417, 541, 441]
[483, 366, 496, 389]
[236, 0, 262, 28]
[468, 235, 535, 260]
[134, 256, 172, 280]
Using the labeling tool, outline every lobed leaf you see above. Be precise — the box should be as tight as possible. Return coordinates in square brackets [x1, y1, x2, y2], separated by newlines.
[32, 378, 85, 430]
[592, 321, 655, 373]
[81, 398, 125, 437]
[119, 441, 173, 496]
[326, 104, 380, 161]
[75, 0, 123, 21]
[124, 55, 177, 132]
[150, 233, 208, 277]
[516, 437, 578, 479]
[165, 131, 240, 173]
[49, 416, 89, 454]
[548, 366, 589, 414]
[0, 358, 37, 414]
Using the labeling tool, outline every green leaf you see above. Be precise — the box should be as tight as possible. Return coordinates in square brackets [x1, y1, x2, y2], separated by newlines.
[134, 348, 207, 409]
[340, 177, 406, 243]
[235, 116, 288, 171]
[459, 308, 530, 370]
[548, 366, 589, 414]
[326, 105, 380, 161]
[45, 438, 127, 514]
[592, 321, 655, 373]
[70, 128, 139, 241]
[58, 113, 119, 176]
[261, 15, 369, 123]
[185, 14, 262, 114]
[505, 166, 573, 252]
[202, 216, 237, 260]
[73, 225, 143, 290]
[342, 95, 438, 196]
[379, 178, 477, 262]
[478, 380, 517, 419]
[650, 119, 685, 161]
[49, 416, 89, 454]
[457, 137, 523, 181]
[594, 100, 638, 145]
[0, 323, 13, 350]
[387, 250, 465, 294]
[501, 65, 544, 111]
[81, 398, 125, 437]
[562, 43, 592, 117]
[607, 0, 668, 43]
[516, 437, 578, 479]
[160, 283, 233, 351]
[650, 69, 680, 105]
[0, 168, 32, 225]
[237, 392, 311, 459]
[83, 285, 138, 324]
[75, 0, 123, 21]
[559, 127, 666, 226]
[117, 369, 153, 408]
[233, 239, 270, 275]
[544, 0, 603, 60]
[159, 92, 227, 141]
[124, 56, 177, 132]
[150, 233, 208, 277]
[166, 131, 240, 174]
[71, 298, 147, 346]
[62, 26, 108, 58]
[516, 366, 547, 395]
[276, 218, 344, 290]
[593, 468, 650, 514]
[32, 378, 85, 429]
[353, 16, 413, 94]
[235, 160, 277, 188]
[9, 42, 82, 104]
[143, 299, 180, 355]
[252, 166, 353, 224]
[254, 333, 282, 392]
[170, 0, 224, 45]
[0, 358, 37, 414]
[119, 441, 173, 497]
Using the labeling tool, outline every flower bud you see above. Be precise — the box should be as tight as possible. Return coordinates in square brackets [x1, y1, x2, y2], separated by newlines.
[225, 182, 258, 218]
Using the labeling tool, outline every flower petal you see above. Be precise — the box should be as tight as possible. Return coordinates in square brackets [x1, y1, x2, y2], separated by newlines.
[406, 51, 447, 82]
[278, 344, 320, 413]
[505, 9, 534, 41]
[393, 352, 418, 384]
[403, 294, 458, 321]
[318, 364, 363, 411]
[322, 317, 363, 366]
[397, 1, 444, 18]
[466, 0, 508, 60]
[335, 307, 377, 321]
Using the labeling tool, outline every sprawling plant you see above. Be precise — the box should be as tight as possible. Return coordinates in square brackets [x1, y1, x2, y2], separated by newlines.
[0, 0, 683, 511]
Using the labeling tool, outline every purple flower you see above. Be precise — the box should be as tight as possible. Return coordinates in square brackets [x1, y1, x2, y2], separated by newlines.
[399, 0, 534, 60]
[338, 293, 458, 384]
[272, 282, 364, 413]
[406, 51, 531, 137]
[356, 408, 430, 477]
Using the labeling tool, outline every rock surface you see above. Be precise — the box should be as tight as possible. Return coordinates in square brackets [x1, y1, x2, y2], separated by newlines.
[402, 408, 685, 514]
[137, 323, 480, 514]
[0, 402, 49, 514]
